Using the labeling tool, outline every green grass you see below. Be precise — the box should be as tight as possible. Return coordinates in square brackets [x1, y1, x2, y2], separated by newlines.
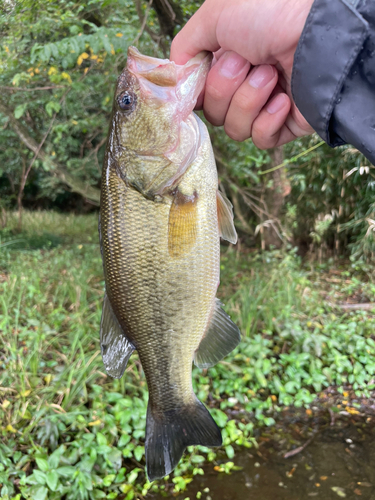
[1, 211, 375, 500]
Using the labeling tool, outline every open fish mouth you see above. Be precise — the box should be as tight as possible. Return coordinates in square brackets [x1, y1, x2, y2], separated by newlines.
[127, 46, 212, 119]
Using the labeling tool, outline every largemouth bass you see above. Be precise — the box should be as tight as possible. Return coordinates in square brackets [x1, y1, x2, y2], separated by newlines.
[99, 46, 240, 481]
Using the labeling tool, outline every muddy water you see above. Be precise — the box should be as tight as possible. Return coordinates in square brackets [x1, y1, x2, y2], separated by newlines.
[178, 413, 375, 500]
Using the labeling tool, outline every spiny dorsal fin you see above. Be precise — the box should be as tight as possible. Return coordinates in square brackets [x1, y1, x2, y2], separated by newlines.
[168, 189, 198, 258]
[194, 298, 241, 369]
[217, 191, 237, 244]
[100, 293, 135, 379]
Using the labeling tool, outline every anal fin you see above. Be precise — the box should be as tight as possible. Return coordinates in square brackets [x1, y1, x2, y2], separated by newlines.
[194, 298, 241, 369]
[100, 293, 135, 379]
[217, 191, 237, 244]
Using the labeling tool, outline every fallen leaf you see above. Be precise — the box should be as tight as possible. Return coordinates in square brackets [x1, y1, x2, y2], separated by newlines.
[315, 483, 321, 487]
[286, 467, 296, 478]
[345, 406, 360, 415]
[332, 486, 346, 497]
[88, 419, 101, 426]
[354, 489, 362, 496]
[320, 476, 328, 481]
[357, 482, 372, 488]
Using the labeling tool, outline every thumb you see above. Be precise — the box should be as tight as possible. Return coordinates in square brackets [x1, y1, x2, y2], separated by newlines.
[170, 0, 224, 64]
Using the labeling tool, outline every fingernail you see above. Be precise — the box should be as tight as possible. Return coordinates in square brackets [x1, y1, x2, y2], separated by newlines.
[266, 94, 287, 114]
[249, 65, 275, 89]
[219, 51, 249, 78]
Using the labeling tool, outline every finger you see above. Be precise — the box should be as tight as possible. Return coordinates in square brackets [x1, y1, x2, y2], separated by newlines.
[170, 0, 225, 64]
[251, 93, 292, 149]
[203, 51, 250, 126]
[286, 105, 314, 137]
[223, 64, 278, 142]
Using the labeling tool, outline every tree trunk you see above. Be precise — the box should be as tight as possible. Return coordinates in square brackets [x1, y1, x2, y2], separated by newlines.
[0, 101, 100, 204]
[263, 147, 291, 248]
[151, 0, 184, 38]
[17, 158, 26, 231]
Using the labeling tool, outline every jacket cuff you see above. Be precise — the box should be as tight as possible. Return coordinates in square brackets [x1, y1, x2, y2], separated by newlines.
[291, 0, 368, 147]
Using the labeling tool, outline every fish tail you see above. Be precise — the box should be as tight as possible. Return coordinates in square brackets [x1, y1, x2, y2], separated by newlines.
[145, 398, 222, 481]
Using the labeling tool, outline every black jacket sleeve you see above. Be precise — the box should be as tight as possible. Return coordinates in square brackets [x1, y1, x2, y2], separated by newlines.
[291, 0, 375, 164]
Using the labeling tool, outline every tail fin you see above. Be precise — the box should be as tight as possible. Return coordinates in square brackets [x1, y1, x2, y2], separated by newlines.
[145, 398, 222, 481]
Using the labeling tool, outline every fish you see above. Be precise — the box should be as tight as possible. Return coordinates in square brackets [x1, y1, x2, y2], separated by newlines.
[98, 46, 241, 481]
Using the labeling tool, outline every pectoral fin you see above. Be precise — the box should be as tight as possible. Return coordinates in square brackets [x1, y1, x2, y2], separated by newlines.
[168, 190, 198, 258]
[194, 298, 241, 369]
[100, 293, 135, 379]
[217, 191, 237, 244]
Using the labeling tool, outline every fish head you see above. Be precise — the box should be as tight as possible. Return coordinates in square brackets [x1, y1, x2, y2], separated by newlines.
[111, 47, 212, 195]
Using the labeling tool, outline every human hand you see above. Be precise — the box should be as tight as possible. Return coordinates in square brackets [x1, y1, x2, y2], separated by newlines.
[170, 0, 315, 149]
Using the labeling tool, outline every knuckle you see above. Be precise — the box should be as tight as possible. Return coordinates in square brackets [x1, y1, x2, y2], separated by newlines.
[203, 109, 224, 127]
[252, 131, 276, 150]
[205, 82, 227, 103]
[224, 123, 249, 142]
[252, 122, 277, 149]
[231, 91, 256, 115]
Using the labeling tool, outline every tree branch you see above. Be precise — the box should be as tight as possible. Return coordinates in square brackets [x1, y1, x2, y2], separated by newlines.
[0, 86, 64, 92]
[0, 101, 100, 203]
[135, 0, 168, 56]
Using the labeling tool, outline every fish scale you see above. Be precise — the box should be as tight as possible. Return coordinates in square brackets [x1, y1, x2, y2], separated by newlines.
[99, 47, 240, 481]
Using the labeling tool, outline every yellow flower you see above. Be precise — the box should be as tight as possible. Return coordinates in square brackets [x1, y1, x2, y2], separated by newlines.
[116, 33, 123, 37]
[77, 52, 89, 66]
[6, 424, 17, 433]
[61, 72, 72, 84]
[48, 66, 58, 76]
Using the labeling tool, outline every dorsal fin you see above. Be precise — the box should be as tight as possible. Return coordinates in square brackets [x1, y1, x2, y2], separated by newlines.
[100, 293, 135, 379]
[194, 298, 241, 369]
[217, 191, 237, 244]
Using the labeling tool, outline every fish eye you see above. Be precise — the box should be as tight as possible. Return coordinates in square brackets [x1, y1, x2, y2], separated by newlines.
[117, 91, 136, 112]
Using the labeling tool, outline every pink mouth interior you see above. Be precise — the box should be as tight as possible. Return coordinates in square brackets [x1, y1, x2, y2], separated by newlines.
[126, 46, 211, 120]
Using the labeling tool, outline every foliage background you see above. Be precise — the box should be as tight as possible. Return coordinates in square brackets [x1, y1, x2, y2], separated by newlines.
[1, 0, 374, 259]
